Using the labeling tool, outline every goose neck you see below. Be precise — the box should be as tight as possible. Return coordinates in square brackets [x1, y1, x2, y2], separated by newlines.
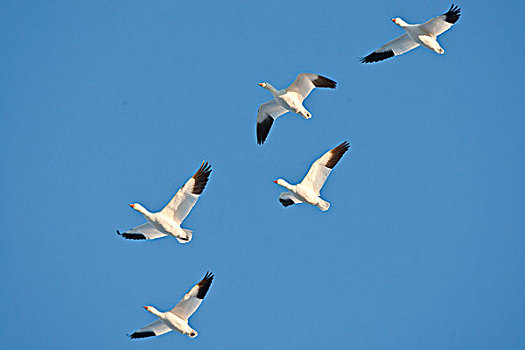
[266, 83, 281, 97]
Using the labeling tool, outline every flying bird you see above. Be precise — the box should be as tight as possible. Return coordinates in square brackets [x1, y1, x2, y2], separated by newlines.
[256, 73, 336, 145]
[117, 162, 211, 243]
[128, 272, 214, 339]
[361, 4, 461, 63]
[273, 141, 350, 211]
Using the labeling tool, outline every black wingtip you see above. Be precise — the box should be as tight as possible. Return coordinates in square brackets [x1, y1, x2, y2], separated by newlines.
[196, 271, 214, 299]
[192, 162, 212, 195]
[325, 141, 351, 169]
[279, 198, 295, 207]
[202, 271, 214, 283]
[444, 4, 461, 24]
[338, 141, 351, 152]
[312, 75, 337, 89]
[360, 50, 395, 63]
[119, 232, 147, 240]
[196, 161, 212, 177]
[256, 117, 274, 145]
[129, 331, 156, 339]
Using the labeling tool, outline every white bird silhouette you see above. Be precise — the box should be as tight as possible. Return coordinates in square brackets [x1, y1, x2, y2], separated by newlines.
[117, 162, 211, 243]
[361, 5, 461, 63]
[129, 272, 214, 339]
[256, 73, 336, 144]
[274, 141, 350, 211]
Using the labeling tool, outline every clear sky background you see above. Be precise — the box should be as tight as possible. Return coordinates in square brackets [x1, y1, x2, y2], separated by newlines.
[1, 1, 524, 349]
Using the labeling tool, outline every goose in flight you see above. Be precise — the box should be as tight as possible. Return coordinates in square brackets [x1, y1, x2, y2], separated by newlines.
[129, 272, 214, 339]
[273, 141, 350, 211]
[256, 73, 336, 144]
[361, 4, 461, 63]
[117, 162, 211, 243]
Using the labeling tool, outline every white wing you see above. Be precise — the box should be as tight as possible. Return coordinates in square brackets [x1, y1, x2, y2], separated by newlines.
[117, 222, 167, 240]
[159, 162, 212, 224]
[129, 319, 172, 339]
[170, 272, 214, 321]
[420, 5, 461, 37]
[286, 73, 336, 101]
[278, 192, 303, 207]
[256, 100, 288, 144]
[361, 34, 420, 63]
[300, 141, 350, 195]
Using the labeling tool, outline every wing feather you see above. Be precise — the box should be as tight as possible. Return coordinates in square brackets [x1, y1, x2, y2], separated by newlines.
[256, 100, 288, 144]
[286, 73, 336, 100]
[170, 272, 214, 321]
[117, 223, 167, 240]
[361, 34, 419, 63]
[160, 162, 212, 224]
[129, 320, 171, 339]
[300, 141, 350, 194]
[420, 4, 461, 37]
[278, 192, 303, 207]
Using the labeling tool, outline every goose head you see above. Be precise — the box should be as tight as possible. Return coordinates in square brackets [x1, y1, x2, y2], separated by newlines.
[143, 306, 162, 317]
[273, 179, 292, 190]
[258, 82, 268, 88]
[391, 17, 408, 27]
[259, 81, 281, 96]
[129, 203, 148, 215]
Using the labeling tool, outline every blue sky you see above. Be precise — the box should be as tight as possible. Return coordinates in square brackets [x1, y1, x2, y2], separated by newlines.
[1, 0, 524, 349]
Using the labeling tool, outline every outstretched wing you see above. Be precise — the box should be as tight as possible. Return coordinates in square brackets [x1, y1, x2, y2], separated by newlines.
[361, 34, 420, 63]
[129, 319, 172, 339]
[256, 100, 288, 145]
[420, 4, 461, 37]
[300, 141, 350, 195]
[160, 162, 212, 224]
[278, 192, 303, 207]
[117, 223, 167, 240]
[286, 73, 337, 101]
[170, 272, 214, 321]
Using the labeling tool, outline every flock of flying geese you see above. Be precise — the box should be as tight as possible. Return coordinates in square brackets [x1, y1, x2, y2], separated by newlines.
[117, 4, 461, 340]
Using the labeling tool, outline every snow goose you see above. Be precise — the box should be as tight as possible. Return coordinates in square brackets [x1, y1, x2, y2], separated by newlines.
[256, 73, 336, 144]
[273, 141, 350, 211]
[117, 162, 211, 243]
[361, 4, 461, 63]
[129, 272, 214, 339]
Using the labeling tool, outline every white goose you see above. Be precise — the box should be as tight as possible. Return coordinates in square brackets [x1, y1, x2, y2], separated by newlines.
[361, 4, 461, 63]
[256, 73, 337, 144]
[117, 162, 211, 243]
[274, 141, 350, 211]
[129, 272, 214, 339]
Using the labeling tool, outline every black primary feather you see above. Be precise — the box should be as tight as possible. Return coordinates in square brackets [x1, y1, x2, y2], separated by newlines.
[279, 198, 295, 207]
[129, 331, 156, 339]
[360, 50, 395, 63]
[325, 141, 350, 169]
[257, 117, 274, 144]
[192, 162, 212, 195]
[444, 4, 461, 24]
[117, 230, 147, 240]
[311, 75, 337, 89]
[196, 271, 214, 299]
